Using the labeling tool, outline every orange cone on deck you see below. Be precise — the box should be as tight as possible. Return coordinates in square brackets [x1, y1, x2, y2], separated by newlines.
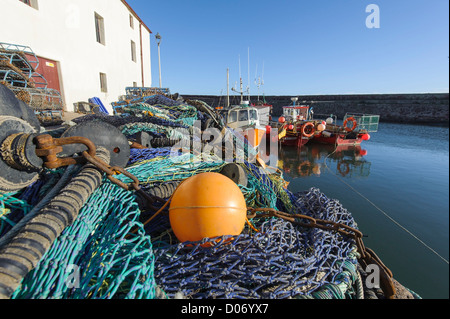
[169, 172, 247, 243]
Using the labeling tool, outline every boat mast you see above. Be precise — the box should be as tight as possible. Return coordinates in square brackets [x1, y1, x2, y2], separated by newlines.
[247, 47, 250, 102]
[239, 55, 243, 103]
[261, 61, 266, 103]
[255, 64, 263, 103]
[227, 68, 230, 107]
[231, 53, 249, 104]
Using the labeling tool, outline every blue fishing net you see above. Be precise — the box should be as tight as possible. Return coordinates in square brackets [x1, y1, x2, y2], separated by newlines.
[11, 182, 156, 299]
[152, 188, 360, 299]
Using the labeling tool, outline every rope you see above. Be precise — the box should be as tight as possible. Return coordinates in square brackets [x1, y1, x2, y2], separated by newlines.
[0, 165, 79, 249]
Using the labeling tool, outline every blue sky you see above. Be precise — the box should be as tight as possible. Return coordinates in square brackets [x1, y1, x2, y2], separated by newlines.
[127, 0, 449, 96]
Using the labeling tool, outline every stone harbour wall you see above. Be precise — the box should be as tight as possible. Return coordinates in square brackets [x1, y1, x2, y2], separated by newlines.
[181, 93, 449, 126]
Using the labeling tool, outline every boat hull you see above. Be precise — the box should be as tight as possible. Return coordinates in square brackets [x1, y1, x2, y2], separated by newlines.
[313, 133, 364, 146]
[244, 127, 266, 148]
[280, 135, 310, 147]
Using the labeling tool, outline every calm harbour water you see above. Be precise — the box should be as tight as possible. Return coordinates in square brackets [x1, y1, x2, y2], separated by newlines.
[278, 122, 449, 299]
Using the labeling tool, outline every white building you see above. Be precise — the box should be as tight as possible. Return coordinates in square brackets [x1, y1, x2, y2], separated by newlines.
[0, 0, 152, 114]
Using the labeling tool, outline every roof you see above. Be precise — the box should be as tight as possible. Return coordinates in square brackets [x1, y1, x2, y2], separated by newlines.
[121, 0, 152, 33]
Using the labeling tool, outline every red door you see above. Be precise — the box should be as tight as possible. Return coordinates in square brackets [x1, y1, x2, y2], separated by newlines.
[34, 56, 61, 91]
[24, 54, 61, 92]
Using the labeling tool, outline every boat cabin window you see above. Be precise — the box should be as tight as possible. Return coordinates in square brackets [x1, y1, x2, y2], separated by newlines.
[249, 109, 258, 120]
[239, 110, 248, 121]
[284, 108, 296, 116]
[228, 111, 237, 123]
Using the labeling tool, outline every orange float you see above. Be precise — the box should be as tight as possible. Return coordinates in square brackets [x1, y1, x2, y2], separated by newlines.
[169, 172, 247, 244]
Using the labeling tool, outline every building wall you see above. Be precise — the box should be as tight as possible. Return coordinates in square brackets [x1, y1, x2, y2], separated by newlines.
[0, 0, 152, 113]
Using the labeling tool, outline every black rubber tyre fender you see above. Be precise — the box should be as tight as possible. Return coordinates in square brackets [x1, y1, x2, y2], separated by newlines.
[136, 131, 153, 148]
[151, 137, 180, 148]
[219, 163, 248, 187]
[0, 84, 41, 132]
[60, 120, 130, 167]
[148, 181, 181, 199]
[0, 116, 40, 193]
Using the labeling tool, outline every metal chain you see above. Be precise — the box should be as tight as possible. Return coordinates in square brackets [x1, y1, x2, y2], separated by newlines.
[247, 207, 396, 299]
[34, 134, 165, 209]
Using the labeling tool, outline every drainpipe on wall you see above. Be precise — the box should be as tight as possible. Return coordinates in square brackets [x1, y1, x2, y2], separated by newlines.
[139, 23, 144, 87]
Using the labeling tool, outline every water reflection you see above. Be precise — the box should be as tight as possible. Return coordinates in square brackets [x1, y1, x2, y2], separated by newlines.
[278, 143, 371, 178]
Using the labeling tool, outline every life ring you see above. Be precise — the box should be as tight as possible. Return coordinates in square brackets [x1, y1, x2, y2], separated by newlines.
[301, 122, 315, 138]
[343, 117, 357, 132]
[298, 161, 311, 176]
[337, 162, 350, 176]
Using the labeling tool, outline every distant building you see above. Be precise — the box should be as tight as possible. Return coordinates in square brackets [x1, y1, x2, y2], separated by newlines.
[0, 0, 152, 113]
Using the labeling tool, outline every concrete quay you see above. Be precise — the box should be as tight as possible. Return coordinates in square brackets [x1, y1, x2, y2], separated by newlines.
[181, 93, 449, 126]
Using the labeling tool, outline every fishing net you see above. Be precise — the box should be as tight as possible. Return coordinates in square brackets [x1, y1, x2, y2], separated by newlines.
[121, 152, 226, 185]
[0, 95, 364, 299]
[151, 188, 360, 299]
[10, 181, 156, 299]
[0, 169, 68, 237]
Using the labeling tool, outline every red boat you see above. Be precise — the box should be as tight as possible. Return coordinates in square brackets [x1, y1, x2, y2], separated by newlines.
[278, 100, 325, 147]
[311, 113, 379, 146]
[313, 130, 369, 146]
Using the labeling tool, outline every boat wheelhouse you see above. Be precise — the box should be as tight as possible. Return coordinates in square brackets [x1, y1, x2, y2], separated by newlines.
[224, 102, 261, 130]
[221, 102, 268, 158]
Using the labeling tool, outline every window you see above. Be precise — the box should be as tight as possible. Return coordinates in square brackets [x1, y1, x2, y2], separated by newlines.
[239, 110, 248, 122]
[249, 109, 258, 120]
[100, 73, 107, 93]
[129, 14, 134, 29]
[19, 0, 38, 9]
[131, 40, 136, 62]
[95, 13, 105, 45]
[229, 111, 237, 123]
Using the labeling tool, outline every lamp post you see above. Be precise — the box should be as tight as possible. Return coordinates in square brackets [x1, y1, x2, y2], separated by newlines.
[155, 32, 162, 88]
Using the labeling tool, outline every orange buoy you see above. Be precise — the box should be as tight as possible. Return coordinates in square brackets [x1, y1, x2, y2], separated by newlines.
[169, 172, 247, 244]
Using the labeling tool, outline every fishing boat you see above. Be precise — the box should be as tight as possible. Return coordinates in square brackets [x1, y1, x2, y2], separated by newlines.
[219, 102, 275, 170]
[312, 113, 380, 146]
[221, 101, 267, 150]
[278, 98, 326, 147]
[218, 58, 274, 149]
[219, 67, 271, 153]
